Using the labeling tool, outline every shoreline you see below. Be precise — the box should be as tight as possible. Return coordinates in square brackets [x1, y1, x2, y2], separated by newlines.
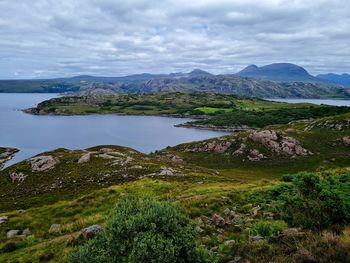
[174, 123, 255, 132]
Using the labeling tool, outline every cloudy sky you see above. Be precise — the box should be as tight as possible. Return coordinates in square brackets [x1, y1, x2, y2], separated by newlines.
[0, 0, 349, 79]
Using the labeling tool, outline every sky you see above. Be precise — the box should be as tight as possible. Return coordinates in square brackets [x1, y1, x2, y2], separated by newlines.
[0, 0, 349, 79]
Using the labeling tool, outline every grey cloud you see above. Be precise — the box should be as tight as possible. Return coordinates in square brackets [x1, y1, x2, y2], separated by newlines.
[0, 0, 349, 79]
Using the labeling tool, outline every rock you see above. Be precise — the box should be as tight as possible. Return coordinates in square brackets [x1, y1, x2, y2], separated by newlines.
[49, 224, 61, 232]
[249, 235, 264, 242]
[251, 206, 261, 217]
[224, 239, 236, 246]
[342, 136, 350, 146]
[233, 143, 247, 156]
[130, 165, 143, 169]
[211, 214, 226, 226]
[99, 148, 115, 153]
[232, 215, 243, 224]
[18, 209, 26, 213]
[248, 149, 264, 161]
[159, 166, 175, 176]
[22, 228, 32, 236]
[0, 215, 8, 224]
[164, 154, 184, 163]
[195, 225, 204, 233]
[224, 208, 231, 215]
[184, 139, 232, 153]
[249, 130, 310, 156]
[7, 230, 20, 239]
[28, 155, 59, 172]
[82, 224, 103, 239]
[9, 171, 27, 183]
[78, 153, 91, 163]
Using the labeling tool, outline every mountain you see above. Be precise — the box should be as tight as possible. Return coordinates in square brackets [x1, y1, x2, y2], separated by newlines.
[0, 68, 349, 98]
[187, 69, 213, 77]
[237, 63, 324, 82]
[317, 73, 350, 87]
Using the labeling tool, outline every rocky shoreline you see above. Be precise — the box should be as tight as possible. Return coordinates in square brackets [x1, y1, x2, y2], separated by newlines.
[0, 147, 19, 169]
[174, 122, 255, 132]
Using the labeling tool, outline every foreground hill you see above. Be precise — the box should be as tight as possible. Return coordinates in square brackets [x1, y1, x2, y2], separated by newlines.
[1, 112, 350, 262]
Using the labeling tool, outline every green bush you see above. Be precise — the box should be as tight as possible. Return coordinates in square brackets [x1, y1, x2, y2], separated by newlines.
[278, 172, 350, 231]
[251, 220, 287, 239]
[70, 198, 206, 263]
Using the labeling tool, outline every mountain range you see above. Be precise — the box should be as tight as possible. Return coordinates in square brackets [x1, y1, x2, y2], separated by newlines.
[0, 64, 349, 98]
[317, 73, 350, 87]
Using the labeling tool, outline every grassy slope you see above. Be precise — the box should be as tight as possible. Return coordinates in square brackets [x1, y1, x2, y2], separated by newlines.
[1, 113, 350, 262]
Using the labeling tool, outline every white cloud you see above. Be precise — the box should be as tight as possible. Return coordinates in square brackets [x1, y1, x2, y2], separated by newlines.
[0, 0, 349, 79]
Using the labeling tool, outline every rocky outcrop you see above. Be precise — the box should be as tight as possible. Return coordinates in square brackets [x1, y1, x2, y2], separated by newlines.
[180, 129, 310, 161]
[184, 138, 232, 153]
[27, 155, 59, 172]
[249, 130, 310, 156]
[9, 171, 27, 183]
[0, 147, 19, 169]
[305, 118, 350, 131]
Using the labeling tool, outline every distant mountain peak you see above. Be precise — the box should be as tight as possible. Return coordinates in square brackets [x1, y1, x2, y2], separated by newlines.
[188, 69, 212, 76]
[237, 63, 321, 82]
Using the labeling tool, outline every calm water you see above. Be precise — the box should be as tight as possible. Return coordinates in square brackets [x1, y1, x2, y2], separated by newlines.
[269, 98, 350, 106]
[0, 93, 229, 167]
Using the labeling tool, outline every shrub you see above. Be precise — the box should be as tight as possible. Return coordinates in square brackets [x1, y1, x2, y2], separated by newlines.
[70, 198, 206, 263]
[251, 220, 287, 239]
[278, 172, 350, 231]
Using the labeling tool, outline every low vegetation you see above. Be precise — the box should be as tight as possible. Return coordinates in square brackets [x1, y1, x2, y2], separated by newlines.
[1, 94, 350, 262]
[70, 198, 206, 263]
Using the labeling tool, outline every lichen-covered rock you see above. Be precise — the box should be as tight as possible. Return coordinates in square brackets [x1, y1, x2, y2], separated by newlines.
[342, 136, 350, 147]
[28, 155, 59, 172]
[9, 171, 27, 183]
[249, 130, 310, 156]
[248, 149, 264, 161]
[78, 153, 91, 163]
[49, 224, 61, 232]
[305, 118, 350, 131]
[163, 154, 184, 163]
[0, 215, 8, 224]
[184, 138, 232, 153]
[7, 230, 20, 239]
[159, 166, 175, 176]
[211, 214, 226, 226]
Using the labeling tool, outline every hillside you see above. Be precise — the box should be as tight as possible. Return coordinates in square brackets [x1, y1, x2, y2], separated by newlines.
[1, 113, 350, 262]
[1, 69, 349, 98]
[24, 93, 350, 132]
